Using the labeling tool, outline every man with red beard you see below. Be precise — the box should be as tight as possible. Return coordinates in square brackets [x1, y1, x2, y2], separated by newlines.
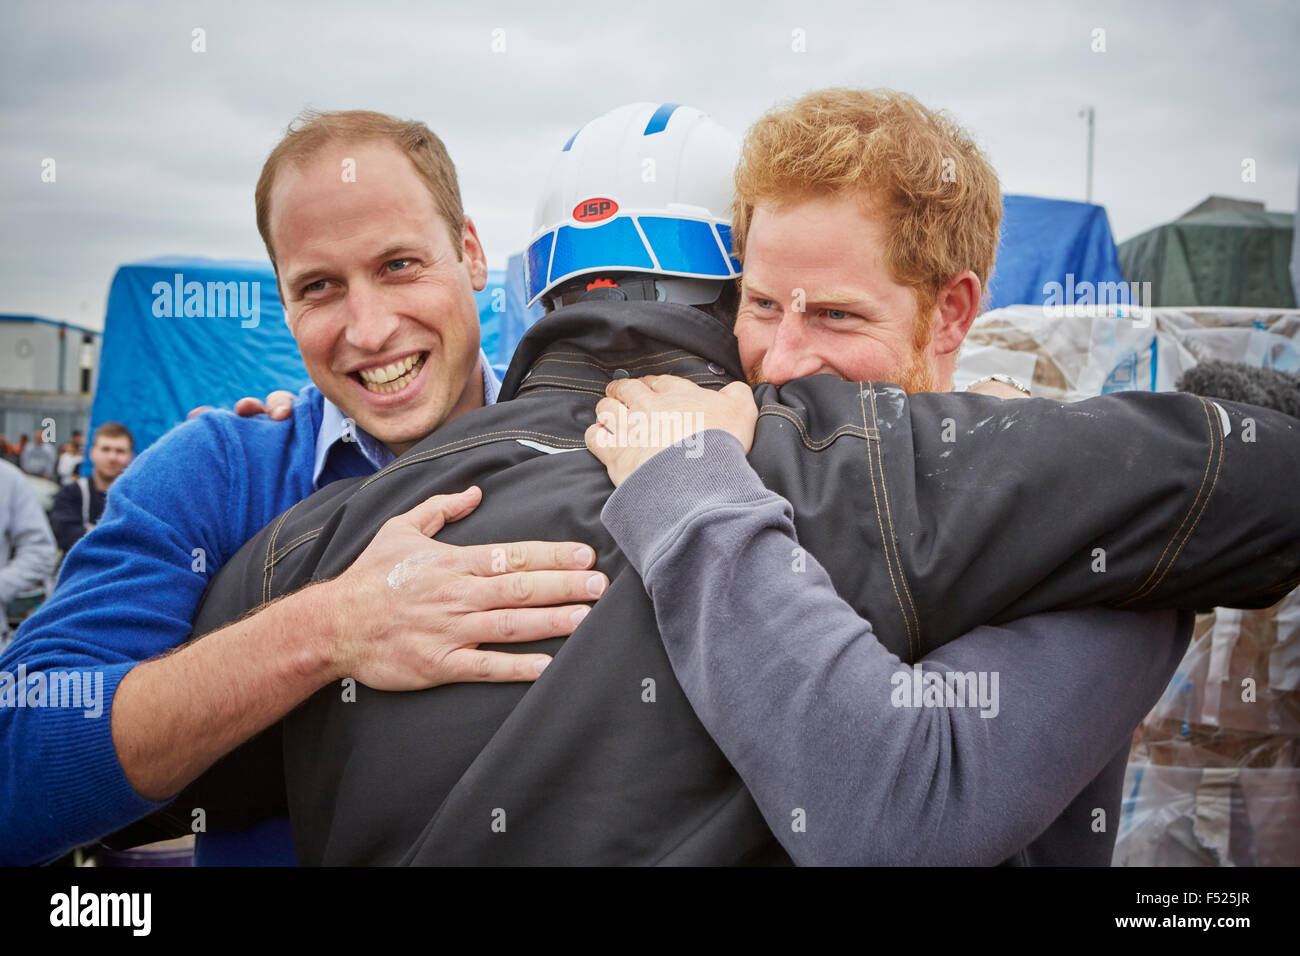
[585, 89, 1195, 863]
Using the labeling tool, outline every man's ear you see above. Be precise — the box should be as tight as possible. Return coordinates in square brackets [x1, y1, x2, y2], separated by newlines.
[461, 217, 489, 292]
[931, 270, 981, 357]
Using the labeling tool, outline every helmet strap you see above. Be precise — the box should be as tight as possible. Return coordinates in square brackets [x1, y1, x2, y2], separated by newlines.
[552, 275, 725, 310]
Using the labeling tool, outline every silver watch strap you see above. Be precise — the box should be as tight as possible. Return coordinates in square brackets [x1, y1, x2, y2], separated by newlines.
[963, 373, 1031, 395]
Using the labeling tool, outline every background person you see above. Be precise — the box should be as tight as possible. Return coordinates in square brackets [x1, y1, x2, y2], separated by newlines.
[55, 431, 85, 485]
[9, 436, 29, 467]
[18, 433, 55, 480]
[49, 423, 134, 553]
[0, 460, 57, 650]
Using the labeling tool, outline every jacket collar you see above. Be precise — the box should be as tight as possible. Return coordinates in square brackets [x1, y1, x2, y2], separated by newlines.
[499, 300, 746, 401]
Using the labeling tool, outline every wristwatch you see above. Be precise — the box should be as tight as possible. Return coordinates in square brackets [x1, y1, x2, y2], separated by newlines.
[963, 373, 1032, 395]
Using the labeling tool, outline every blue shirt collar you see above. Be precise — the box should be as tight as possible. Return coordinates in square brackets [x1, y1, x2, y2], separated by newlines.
[312, 350, 501, 490]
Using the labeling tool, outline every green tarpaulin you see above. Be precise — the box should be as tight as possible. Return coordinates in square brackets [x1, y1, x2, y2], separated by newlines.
[1119, 203, 1296, 308]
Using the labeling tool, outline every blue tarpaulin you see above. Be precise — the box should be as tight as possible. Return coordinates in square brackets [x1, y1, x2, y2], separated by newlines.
[90, 256, 507, 455]
[988, 195, 1125, 310]
[486, 252, 545, 380]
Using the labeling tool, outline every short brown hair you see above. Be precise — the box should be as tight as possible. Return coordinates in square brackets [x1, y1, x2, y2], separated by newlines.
[254, 109, 466, 270]
[93, 421, 133, 451]
[732, 88, 1003, 314]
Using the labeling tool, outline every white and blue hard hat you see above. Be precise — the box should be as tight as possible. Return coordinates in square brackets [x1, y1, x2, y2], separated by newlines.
[524, 102, 742, 309]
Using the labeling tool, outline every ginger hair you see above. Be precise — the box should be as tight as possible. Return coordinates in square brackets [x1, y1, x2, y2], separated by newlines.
[732, 88, 1002, 314]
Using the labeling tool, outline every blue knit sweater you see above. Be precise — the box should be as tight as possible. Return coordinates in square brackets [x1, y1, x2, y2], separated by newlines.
[0, 390, 328, 865]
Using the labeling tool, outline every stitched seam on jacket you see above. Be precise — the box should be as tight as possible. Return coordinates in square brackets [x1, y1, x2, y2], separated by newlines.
[757, 405, 874, 450]
[541, 347, 683, 367]
[525, 382, 726, 396]
[517, 381, 607, 397]
[266, 431, 584, 567]
[534, 353, 704, 373]
[867, 386, 921, 658]
[521, 374, 727, 397]
[1148, 400, 1225, 593]
[266, 530, 323, 574]
[1121, 397, 1219, 605]
[357, 430, 583, 491]
[859, 385, 917, 660]
[276, 527, 326, 553]
[521, 371, 635, 385]
[262, 503, 299, 604]
[522, 369, 726, 386]
[515, 386, 604, 397]
[1124, 397, 1224, 604]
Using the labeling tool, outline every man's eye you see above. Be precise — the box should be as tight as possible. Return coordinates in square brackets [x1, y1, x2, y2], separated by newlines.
[302, 279, 327, 295]
[825, 309, 852, 321]
[386, 258, 414, 272]
[755, 298, 776, 310]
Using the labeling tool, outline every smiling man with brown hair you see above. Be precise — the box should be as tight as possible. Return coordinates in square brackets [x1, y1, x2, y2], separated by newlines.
[257, 112, 490, 453]
[0, 110, 606, 866]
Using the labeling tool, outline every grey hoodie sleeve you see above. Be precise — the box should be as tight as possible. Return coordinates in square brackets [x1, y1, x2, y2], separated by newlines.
[601, 430, 1188, 865]
[0, 462, 57, 611]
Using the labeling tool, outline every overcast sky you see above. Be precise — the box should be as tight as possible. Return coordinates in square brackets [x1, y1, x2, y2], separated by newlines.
[2, 0, 1297, 330]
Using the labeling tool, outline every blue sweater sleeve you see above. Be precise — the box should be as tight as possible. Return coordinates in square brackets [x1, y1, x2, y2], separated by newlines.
[601, 430, 1189, 865]
[0, 402, 318, 865]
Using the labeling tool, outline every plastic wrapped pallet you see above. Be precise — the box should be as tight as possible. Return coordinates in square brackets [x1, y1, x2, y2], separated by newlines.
[956, 305, 1300, 866]
[1113, 592, 1300, 866]
[1112, 764, 1299, 866]
[956, 305, 1300, 401]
